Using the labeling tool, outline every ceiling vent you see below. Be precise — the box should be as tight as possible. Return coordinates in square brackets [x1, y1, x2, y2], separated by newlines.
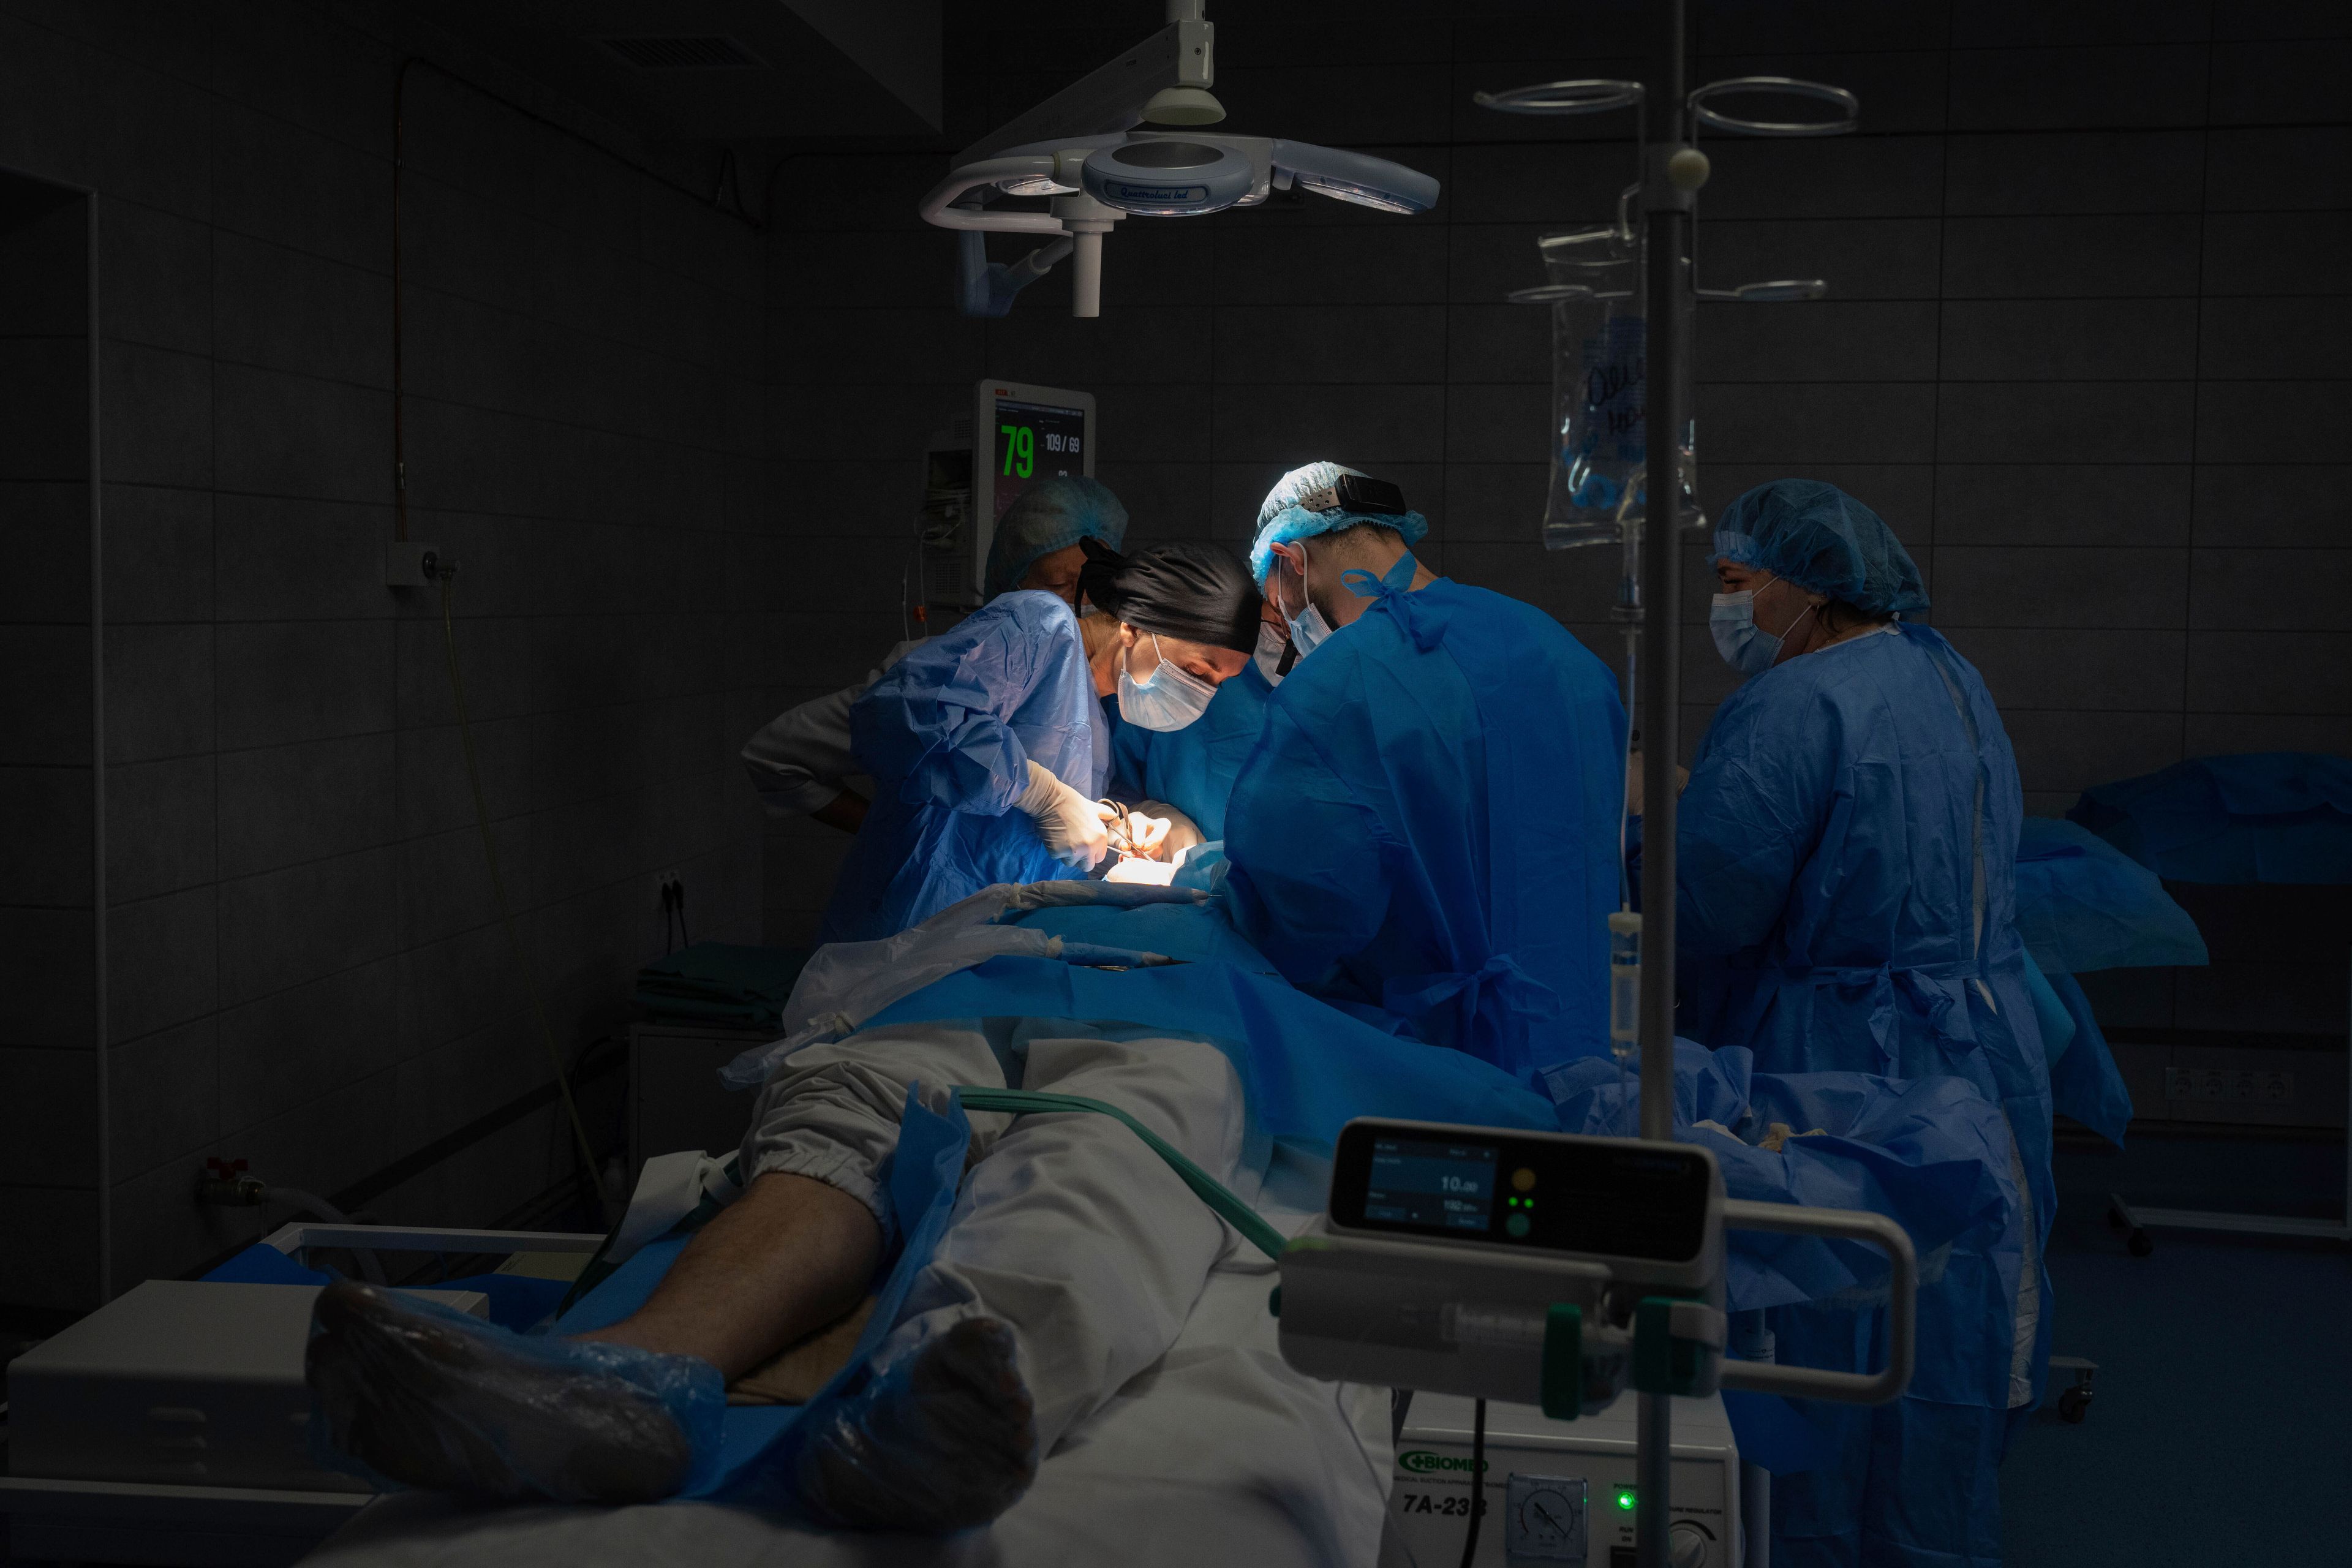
[596, 36, 760, 70]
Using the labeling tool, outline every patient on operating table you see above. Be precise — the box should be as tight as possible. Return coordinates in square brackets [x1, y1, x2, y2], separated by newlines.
[307, 997, 1251, 1530]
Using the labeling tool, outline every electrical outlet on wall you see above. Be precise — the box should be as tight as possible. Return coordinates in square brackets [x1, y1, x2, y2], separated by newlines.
[655, 871, 692, 948]
[2166, 1068, 2295, 1105]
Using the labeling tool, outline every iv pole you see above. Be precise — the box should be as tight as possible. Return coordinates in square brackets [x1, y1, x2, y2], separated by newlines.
[1635, 0, 1692, 1561]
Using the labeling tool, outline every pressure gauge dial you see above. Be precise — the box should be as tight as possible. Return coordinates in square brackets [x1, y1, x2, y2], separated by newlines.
[1504, 1472, 1588, 1562]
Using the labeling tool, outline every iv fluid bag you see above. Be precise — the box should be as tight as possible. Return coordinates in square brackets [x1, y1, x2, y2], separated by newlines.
[1535, 227, 1702, 551]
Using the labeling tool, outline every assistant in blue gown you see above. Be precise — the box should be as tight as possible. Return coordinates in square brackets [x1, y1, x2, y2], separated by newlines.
[1223, 539, 1626, 1079]
[1675, 479, 2052, 1568]
[816, 590, 1104, 944]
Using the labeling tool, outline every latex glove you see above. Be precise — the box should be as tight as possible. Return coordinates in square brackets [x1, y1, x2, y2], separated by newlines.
[1131, 800, 1204, 861]
[1014, 760, 1112, 870]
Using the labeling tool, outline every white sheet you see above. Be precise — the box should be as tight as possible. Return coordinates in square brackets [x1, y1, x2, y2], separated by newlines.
[305, 1158, 1394, 1568]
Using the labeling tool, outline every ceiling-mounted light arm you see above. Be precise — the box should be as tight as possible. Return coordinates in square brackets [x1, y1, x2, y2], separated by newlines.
[956, 232, 1077, 318]
[1267, 141, 1441, 214]
[956, 10, 1219, 167]
[920, 155, 1072, 233]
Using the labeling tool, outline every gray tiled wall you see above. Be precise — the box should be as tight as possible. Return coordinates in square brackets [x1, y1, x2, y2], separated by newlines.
[0, 0, 771, 1309]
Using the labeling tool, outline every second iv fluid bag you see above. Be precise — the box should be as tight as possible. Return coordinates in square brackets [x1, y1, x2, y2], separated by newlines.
[1529, 226, 1704, 552]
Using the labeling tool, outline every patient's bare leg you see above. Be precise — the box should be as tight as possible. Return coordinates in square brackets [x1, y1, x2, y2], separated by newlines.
[576, 1170, 881, 1380]
[304, 1175, 882, 1505]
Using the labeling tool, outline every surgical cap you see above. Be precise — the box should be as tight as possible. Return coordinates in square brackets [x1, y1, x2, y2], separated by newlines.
[984, 476, 1129, 598]
[1078, 538, 1263, 654]
[1248, 461, 1431, 586]
[1713, 478, 1929, 616]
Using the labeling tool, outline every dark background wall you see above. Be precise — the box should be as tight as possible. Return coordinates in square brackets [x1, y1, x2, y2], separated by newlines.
[2, 0, 2345, 1310]
[0, 1, 767, 1310]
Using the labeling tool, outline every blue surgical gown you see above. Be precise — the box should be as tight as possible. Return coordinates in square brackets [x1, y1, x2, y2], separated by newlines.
[1222, 559, 1627, 1077]
[1104, 659, 1273, 840]
[1675, 622, 2052, 1568]
[816, 591, 1106, 943]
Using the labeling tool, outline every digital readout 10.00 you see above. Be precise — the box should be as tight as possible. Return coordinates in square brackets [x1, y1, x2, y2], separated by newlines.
[1000, 422, 1080, 478]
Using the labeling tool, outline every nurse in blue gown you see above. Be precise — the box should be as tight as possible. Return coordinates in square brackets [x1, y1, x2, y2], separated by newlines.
[1221, 462, 1627, 1078]
[1675, 478, 2052, 1568]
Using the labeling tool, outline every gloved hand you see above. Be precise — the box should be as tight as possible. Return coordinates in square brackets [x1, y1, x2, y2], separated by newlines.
[1131, 800, 1205, 861]
[1014, 760, 1113, 870]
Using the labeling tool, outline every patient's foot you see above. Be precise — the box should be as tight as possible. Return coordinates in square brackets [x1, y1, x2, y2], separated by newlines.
[795, 1316, 1038, 1531]
[306, 1280, 700, 1504]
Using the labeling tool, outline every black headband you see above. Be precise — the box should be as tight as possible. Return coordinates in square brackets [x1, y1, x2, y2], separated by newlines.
[1077, 538, 1264, 654]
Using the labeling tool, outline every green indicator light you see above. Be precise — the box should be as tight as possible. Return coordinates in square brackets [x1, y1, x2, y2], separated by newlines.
[1505, 1213, 1531, 1238]
[1616, 1490, 1637, 1511]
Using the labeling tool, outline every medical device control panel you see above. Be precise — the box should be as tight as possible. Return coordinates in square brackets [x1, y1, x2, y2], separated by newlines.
[1330, 1119, 1716, 1268]
[1380, 1393, 1742, 1568]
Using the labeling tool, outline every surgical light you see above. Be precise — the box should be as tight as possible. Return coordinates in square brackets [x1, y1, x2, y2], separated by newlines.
[1080, 137, 1255, 216]
[922, 4, 1438, 317]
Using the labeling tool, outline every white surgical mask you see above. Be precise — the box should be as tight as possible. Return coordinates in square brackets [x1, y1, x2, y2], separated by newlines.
[1273, 545, 1332, 658]
[1253, 619, 1289, 684]
[1117, 633, 1216, 731]
[1709, 577, 1817, 677]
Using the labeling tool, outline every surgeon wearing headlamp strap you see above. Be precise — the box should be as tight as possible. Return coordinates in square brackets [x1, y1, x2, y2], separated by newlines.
[1250, 464, 1435, 670]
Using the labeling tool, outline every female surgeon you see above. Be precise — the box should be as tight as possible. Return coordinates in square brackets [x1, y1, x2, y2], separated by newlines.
[1101, 594, 1285, 858]
[815, 538, 1262, 943]
[1674, 479, 2050, 1568]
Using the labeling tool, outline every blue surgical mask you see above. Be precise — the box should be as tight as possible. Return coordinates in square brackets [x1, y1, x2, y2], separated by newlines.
[1273, 546, 1332, 658]
[1710, 580, 1817, 676]
[1117, 634, 1216, 731]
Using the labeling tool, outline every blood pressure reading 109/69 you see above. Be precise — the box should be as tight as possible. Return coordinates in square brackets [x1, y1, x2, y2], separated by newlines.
[1364, 1137, 1499, 1233]
[992, 398, 1087, 520]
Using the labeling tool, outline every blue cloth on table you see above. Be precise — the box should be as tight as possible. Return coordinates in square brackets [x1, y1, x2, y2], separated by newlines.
[2016, 948, 2076, 1066]
[203, 1244, 572, 1333]
[861, 952, 1562, 1153]
[2013, 817, 2208, 973]
[872, 901, 2021, 1324]
[820, 591, 1106, 943]
[1104, 658, 1272, 841]
[2043, 967, 2133, 1148]
[2068, 751, 2352, 885]
[1222, 555, 1627, 1077]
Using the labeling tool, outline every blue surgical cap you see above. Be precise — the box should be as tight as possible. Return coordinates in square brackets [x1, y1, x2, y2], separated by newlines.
[1249, 461, 1431, 586]
[985, 476, 1129, 598]
[1713, 479, 1929, 616]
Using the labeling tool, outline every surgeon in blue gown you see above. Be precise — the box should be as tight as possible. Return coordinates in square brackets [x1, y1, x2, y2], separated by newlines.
[1221, 462, 1627, 1077]
[1675, 478, 2052, 1568]
[1103, 631, 1279, 845]
[819, 543, 1262, 943]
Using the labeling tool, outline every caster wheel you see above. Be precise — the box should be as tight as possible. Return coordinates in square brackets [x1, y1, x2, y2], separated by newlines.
[2057, 1388, 2090, 1424]
[2127, 1231, 2153, 1258]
